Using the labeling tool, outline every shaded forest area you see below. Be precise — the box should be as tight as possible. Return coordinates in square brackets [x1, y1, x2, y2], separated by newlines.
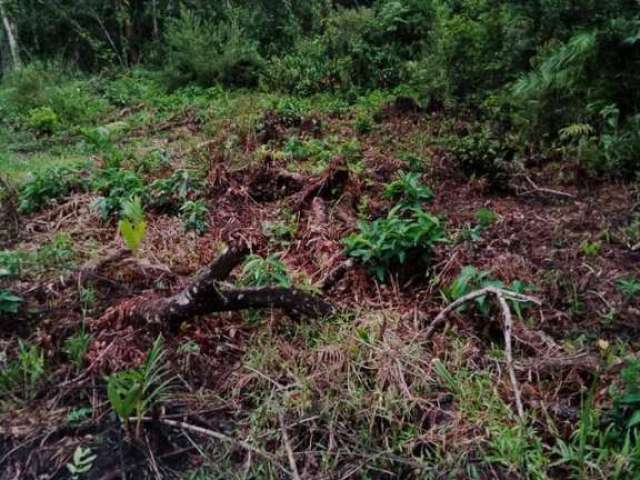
[1, 1, 640, 478]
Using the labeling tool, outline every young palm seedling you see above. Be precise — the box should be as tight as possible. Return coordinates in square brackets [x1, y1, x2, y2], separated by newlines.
[106, 335, 172, 438]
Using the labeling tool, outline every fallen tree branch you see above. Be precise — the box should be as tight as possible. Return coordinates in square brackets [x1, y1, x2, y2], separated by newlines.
[133, 417, 292, 477]
[424, 286, 541, 340]
[519, 176, 575, 200]
[496, 291, 524, 420]
[425, 286, 542, 421]
[279, 411, 302, 480]
[98, 243, 334, 328]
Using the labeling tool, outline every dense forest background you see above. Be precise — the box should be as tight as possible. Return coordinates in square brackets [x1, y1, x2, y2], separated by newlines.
[1, 0, 639, 173]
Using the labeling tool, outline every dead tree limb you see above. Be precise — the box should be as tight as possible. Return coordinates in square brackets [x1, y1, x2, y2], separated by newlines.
[519, 176, 575, 200]
[99, 243, 335, 328]
[424, 286, 541, 421]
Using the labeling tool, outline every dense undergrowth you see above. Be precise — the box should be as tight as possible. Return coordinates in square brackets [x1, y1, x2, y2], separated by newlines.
[1, 1, 640, 479]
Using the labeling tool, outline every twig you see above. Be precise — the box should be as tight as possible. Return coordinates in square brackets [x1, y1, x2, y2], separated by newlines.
[520, 176, 575, 200]
[133, 417, 292, 477]
[279, 411, 302, 480]
[424, 286, 540, 339]
[496, 292, 525, 420]
[424, 286, 540, 421]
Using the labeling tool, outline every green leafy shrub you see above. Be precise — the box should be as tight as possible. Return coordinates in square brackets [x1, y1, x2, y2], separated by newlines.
[80, 123, 128, 168]
[446, 129, 515, 191]
[163, 10, 263, 89]
[148, 170, 203, 212]
[26, 106, 60, 134]
[343, 205, 447, 281]
[37, 233, 75, 270]
[179, 200, 208, 234]
[92, 168, 145, 221]
[475, 208, 497, 229]
[384, 172, 433, 207]
[19, 164, 88, 213]
[0, 61, 107, 128]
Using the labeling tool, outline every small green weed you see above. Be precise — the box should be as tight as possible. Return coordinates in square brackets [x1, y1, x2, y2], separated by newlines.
[0, 289, 22, 314]
[616, 277, 640, 300]
[107, 336, 172, 435]
[26, 106, 60, 134]
[383, 172, 433, 207]
[0, 341, 45, 403]
[475, 207, 497, 228]
[92, 168, 145, 221]
[446, 266, 534, 319]
[118, 196, 147, 252]
[66, 446, 97, 480]
[261, 210, 298, 244]
[241, 254, 292, 288]
[67, 406, 92, 425]
[64, 328, 91, 371]
[180, 200, 208, 234]
[148, 170, 204, 212]
[580, 240, 602, 257]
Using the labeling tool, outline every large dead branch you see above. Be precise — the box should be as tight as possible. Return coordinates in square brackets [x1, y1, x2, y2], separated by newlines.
[99, 243, 334, 328]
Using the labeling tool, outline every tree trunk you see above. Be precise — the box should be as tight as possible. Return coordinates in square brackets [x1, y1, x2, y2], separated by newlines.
[0, 0, 21, 70]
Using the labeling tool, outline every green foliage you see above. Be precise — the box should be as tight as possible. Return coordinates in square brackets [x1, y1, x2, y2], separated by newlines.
[0, 61, 107, 128]
[18, 164, 87, 213]
[92, 168, 145, 221]
[0, 250, 27, 278]
[66, 446, 97, 479]
[261, 210, 299, 244]
[446, 128, 514, 190]
[0, 289, 22, 314]
[148, 170, 203, 212]
[0, 234, 75, 279]
[64, 328, 91, 371]
[445, 266, 534, 319]
[26, 106, 60, 134]
[553, 384, 640, 479]
[80, 123, 127, 168]
[67, 406, 92, 425]
[580, 240, 602, 257]
[475, 208, 497, 229]
[343, 205, 447, 281]
[383, 172, 433, 208]
[163, 10, 263, 89]
[617, 277, 640, 300]
[37, 233, 75, 270]
[180, 200, 208, 234]
[118, 196, 147, 252]
[241, 254, 292, 288]
[0, 341, 45, 403]
[106, 336, 171, 431]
